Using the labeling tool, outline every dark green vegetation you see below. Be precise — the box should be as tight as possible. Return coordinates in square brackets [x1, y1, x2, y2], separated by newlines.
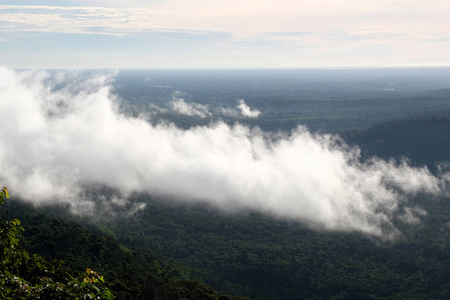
[344, 114, 450, 172]
[0, 190, 113, 299]
[0, 200, 247, 300]
[88, 188, 450, 299]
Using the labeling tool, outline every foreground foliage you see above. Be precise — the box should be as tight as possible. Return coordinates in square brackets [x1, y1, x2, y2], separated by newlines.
[1, 189, 113, 299]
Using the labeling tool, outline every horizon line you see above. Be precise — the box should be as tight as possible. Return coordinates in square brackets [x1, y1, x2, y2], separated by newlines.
[10, 65, 450, 71]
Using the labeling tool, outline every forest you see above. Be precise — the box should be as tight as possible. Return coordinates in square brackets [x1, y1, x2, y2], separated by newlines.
[3, 69, 450, 299]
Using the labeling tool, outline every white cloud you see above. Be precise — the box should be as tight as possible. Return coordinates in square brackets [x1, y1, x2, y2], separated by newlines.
[168, 97, 211, 118]
[219, 99, 260, 119]
[147, 96, 211, 118]
[149, 97, 257, 119]
[0, 67, 447, 237]
[237, 99, 260, 118]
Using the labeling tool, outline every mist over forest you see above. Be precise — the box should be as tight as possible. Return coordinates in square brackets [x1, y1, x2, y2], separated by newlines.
[3, 67, 450, 299]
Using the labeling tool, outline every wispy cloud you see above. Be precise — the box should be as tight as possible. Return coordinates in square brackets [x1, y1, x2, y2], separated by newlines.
[1, 1, 450, 67]
[167, 97, 211, 118]
[2, 1, 450, 42]
[149, 97, 259, 119]
[237, 100, 260, 118]
[0, 5, 172, 36]
[220, 100, 260, 119]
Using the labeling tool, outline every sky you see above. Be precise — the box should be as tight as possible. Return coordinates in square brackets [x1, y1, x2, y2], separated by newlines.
[1, 0, 450, 68]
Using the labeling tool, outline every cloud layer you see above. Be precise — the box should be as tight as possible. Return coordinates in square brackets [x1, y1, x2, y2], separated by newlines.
[0, 67, 446, 237]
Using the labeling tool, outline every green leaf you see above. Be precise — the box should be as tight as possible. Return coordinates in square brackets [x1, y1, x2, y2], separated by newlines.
[102, 290, 113, 300]
[2, 187, 9, 198]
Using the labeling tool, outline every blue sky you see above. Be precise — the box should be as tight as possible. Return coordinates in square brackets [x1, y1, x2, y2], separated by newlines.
[1, 0, 450, 68]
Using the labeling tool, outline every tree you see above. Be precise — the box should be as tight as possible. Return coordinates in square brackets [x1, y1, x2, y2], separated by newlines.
[0, 187, 113, 299]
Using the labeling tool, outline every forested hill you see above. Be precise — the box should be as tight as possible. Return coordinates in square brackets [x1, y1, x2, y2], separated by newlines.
[343, 114, 450, 171]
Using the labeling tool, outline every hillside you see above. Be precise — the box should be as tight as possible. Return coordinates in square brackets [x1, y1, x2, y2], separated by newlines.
[343, 114, 450, 171]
